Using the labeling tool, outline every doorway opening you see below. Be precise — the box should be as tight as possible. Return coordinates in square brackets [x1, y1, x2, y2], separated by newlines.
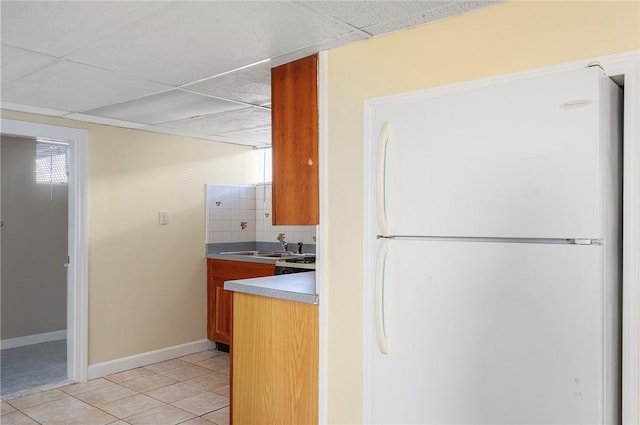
[1, 136, 69, 397]
[0, 118, 88, 399]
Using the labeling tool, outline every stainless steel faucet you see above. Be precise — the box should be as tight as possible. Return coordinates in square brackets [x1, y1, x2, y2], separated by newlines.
[277, 233, 288, 252]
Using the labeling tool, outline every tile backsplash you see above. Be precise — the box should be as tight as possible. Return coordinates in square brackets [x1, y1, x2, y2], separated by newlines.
[206, 184, 256, 243]
[206, 184, 316, 246]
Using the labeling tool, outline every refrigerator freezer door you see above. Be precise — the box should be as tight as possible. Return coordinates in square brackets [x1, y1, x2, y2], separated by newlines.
[373, 68, 605, 239]
[370, 240, 613, 424]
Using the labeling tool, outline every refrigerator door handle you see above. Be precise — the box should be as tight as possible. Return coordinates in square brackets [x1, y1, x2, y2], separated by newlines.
[375, 238, 390, 354]
[377, 122, 391, 236]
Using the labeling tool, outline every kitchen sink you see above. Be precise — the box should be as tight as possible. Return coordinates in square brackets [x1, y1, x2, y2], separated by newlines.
[219, 250, 299, 259]
[257, 251, 297, 256]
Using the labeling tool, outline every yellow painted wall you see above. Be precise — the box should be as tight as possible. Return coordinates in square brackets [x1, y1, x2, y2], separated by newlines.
[325, 1, 639, 423]
[0, 110, 256, 364]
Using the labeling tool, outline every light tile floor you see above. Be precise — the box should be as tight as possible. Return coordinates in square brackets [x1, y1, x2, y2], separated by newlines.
[0, 349, 230, 425]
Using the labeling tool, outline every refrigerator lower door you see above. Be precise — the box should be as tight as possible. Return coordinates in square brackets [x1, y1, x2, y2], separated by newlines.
[369, 240, 618, 424]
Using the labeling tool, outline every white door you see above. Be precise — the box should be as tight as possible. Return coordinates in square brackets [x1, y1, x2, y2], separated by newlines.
[369, 239, 615, 424]
[372, 67, 606, 239]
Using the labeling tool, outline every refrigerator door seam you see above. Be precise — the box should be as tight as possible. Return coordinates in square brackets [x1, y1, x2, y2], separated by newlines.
[378, 235, 602, 245]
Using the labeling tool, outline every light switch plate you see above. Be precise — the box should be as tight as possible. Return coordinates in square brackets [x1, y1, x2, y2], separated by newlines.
[159, 211, 169, 225]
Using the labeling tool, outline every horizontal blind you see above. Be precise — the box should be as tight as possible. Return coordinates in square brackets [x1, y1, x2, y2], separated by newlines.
[256, 147, 272, 184]
[36, 142, 69, 184]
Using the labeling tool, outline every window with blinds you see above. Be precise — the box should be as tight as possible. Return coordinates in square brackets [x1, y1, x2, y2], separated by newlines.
[36, 142, 69, 184]
[256, 147, 272, 184]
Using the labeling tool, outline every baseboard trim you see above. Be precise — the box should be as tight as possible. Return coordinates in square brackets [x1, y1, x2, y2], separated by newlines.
[0, 330, 66, 350]
[87, 339, 216, 380]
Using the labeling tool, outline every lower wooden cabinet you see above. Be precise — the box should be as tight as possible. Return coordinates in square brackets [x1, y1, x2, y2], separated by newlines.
[232, 292, 318, 425]
[207, 259, 275, 346]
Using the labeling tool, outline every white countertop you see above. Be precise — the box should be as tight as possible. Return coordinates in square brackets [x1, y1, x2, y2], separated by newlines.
[224, 272, 317, 304]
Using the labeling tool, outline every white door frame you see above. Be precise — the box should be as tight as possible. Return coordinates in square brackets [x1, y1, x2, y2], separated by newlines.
[1, 118, 88, 383]
[336, 50, 638, 425]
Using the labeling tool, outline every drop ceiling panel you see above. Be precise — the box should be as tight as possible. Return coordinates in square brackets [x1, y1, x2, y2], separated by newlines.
[183, 61, 272, 106]
[303, 1, 451, 30]
[64, 113, 147, 129]
[0, 1, 171, 57]
[363, 1, 495, 35]
[1, 45, 56, 83]
[86, 89, 247, 125]
[1, 60, 172, 112]
[142, 124, 269, 147]
[140, 125, 227, 144]
[268, 31, 367, 68]
[0, 101, 69, 117]
[222, 127, 272, 146]
[160, 107, 271, 135]
[1, 1, 498, 145]
[66, 1, 356, 86]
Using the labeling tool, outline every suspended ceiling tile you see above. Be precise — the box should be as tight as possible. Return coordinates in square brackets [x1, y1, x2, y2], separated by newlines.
[269, 31, 367, 68]
[86, 89, 247, 125]
[183, 61, 272, 106]
[64, 113, 147, 129]
[0, 1, 171, 57]
[302, 1, 450, 30]
[209, 134, 268, 147]
[66, 1, 355, 86]
[219, 127, 272, 147]
[159, 107, 271, 135]
[0, 101, 69, 117]
[203, 133, 268, 147]
[139, 125, 219, 142]
[1, 45, 57, 83]
[140, 125, 257, 147]
[0, 1, 498, 145]
[363, 1, 497, 36]
[1, 60, 172, 112]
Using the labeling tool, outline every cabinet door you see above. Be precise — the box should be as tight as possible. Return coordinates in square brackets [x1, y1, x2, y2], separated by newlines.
[212, 277, 232, 345]
[271, 54, 319, 225]
[232, 293, 318, 425]
[207, 259, 216, 341]
[206, 259, 275, 346]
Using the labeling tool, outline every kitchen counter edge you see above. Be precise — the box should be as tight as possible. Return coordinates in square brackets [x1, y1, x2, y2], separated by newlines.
[207, 253, 280, 264]
[224, 272, 318, 304]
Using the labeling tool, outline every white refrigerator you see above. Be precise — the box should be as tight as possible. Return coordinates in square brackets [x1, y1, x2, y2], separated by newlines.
[363, 67, 622, 424]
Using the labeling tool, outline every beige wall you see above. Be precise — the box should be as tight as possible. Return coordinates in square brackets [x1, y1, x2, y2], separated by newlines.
[325, 1, 639, 423]
[1, 110, 256, 364]
[1, 136, 68, 339]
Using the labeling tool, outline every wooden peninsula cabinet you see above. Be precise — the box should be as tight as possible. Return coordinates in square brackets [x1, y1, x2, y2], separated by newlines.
[206, 259, 274, 346]
[271, 54, 319, 225]
[232, 292, 318, 425]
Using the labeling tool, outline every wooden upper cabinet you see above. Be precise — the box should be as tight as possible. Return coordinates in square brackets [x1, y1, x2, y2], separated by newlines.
[271, 54, 319, 225]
